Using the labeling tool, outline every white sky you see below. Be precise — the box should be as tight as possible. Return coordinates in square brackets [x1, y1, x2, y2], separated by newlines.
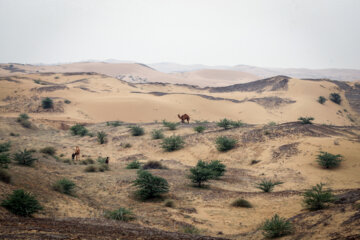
[0, 0, 359, 69]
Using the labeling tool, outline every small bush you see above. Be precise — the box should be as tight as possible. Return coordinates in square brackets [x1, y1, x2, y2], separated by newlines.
[163, 120, 179, 130]
[17, 114, 31, 128]
[316, 151, 343, 169]
[231, 198, 252, 208]
[330, 93, 341, 104]
[70, 124, 89, 136]
[17, 113, 29, 121]
[303, 183, 335, 210]
[318, 96, 327, 104]
[251, 160, 261, 165]
[97, 131, 107, 144]
[132, 170, 169, 200]
[188, 164, 214, 187]
[215, 136, 237, 152]
[126, 160, 141, 169]
[0, 153, 11, 168]
[20, 119, 31, 128]
[164, 200, 174, 208]
[107, 121, 122, 127]
[194, 125, 206, 133]
[105, 207, 135, 221]
[40, 146, 56, 156]
[98, 163, 109, 172]
[96, 157, 107, 164]
[124, 143, 132, 148]
[14, 149, 37, 166]
[0, 141, 11, 153]
[231, 120, 244, 128]
[42, 97, 53, 109]
[130, 126, 145, 136]
[81, 158, 95, 165]
[298, 117, 314, 124]
[151, 129, 164, 139]
[84, 165, 97, 172]
[261, 214, 293, 238]
[217, 118, 232, 129]
[181, 225, 200, 235]
[142, 160, 166, 170]
[53, 178, 76, 195]
[9, 132, 20, 137]
[161, 135, 184, 152]
[0, 169, 11, 183]
[64, 99, 71, 104]
[256, 180, 283, 192]
[1, 189, 43, 217]
[267, 121, 277, 126]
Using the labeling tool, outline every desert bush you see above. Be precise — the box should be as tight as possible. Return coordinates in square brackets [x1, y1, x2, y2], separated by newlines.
[14, 149, 37, 166]
[40, 146, 56, 156]
[105, 207, 135, 221]
[42, 97, 53, 109]
[215, 136, 237, 152]
[161, 135, 184, 152]
[64, 99, 71, 104]
[330, 93, 341, 104]
[20, 119, 31, 128]
[0, 153, 11, 168]
[194, 125, 206, 133]
[81, 158, 95, 165]
[164, 200, 174, 208]
[70, 124, 89, 136]
[151, 129, 164, 139]
[267, 121, 277, 126]
[261, 214, 293, 238]
[9, 132, 20, 137]
[1, 189, 43, 217]
[316, 151, 343, 169]
[298, 117, 314, 124]
[303, 183, 335, 210]
[318, 96, 327, 104]
[84, 165, 97, 172]
[17, 114, 31, 128]
[0, 169, 11, 183]
[142, 160, 166, 170]
[231, 198, 252, 208]
[231, 120, 244, 128]
[97, 131, 107, 144]
[106, 121, 122, 127]
[188, 164, 214, 187]
[123, 143, 132, 148]
[53, 178, 76, 195]
[130, 126, 145, 136]
[132, 170, 169, 200]
[0, 141, 11, 153]
[256, 179, 283, 192]
[126, 160, 141, 169]
[181, 225, 200, 235]
[207, 160, 226, 179]
[17, 113, 29, 121]
[98, 163, 109, 172]
[217, 118, 232, 129]
[96, 157, 107, 164]
[163, 120, 179, 130]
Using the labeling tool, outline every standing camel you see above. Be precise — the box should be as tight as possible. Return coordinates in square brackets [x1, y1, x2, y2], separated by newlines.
[178, 114, 190, 124]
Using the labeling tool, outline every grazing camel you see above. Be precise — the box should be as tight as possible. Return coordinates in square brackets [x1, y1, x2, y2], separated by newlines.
[178, 114, 190, 124]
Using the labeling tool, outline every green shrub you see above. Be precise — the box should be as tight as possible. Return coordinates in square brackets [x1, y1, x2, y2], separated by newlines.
[188, 164, 214, 187]
[96, 157, 107, 164]
[106, 121, 122, 127]
[53, 178, 76, 195]
[316, 151, 343, 169]
[0, 141, 11, 153]
[217, 118, 232, 129]
[256, 180, 283, 192]
[231, 120, 244, 128]
[261, 214, 293, 238]
[97, 131, 107, 144]
[163, 120, 179, 130]
[142, 160, 165, 170]
[298, 117, 314, 124]
[105, 207, 135, 221]
[151, 129, 164, 139]
[132, 170, 169, 200]
[1, 189, 43, 217]
[318, 96, 327, 104]
[130, 126, 145, 136]
[14, 149, 37, 166]
[0, 153, 11, 168]
[330, 93, 341, 104]
[64, 99, 71, 104]
[42, 97, 53, 109]
[40, 146, 56, 156]
[17, 113, 29, 121]
[194, 125, 206, 133]
[164, 200, 174, 208]
[81, 158, 95, 165]
[84, 165, 97, 172]
[181, 225, 200, 235]
[231, 198, 252, 208]
[17, 114, 31, 128]
[267, 121, 277, 126]
[207, 160, 226, 179]
[303, 183, 335, 210]
[70, 124, 89, 136]
[126, 160, 141, 169]
[161, 135, 184, 152]
[0, 169, 11, 183]
[215, 136, 237, 152]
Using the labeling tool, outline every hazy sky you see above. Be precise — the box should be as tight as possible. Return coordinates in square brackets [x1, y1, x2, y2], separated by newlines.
[0, 0, 359, 68]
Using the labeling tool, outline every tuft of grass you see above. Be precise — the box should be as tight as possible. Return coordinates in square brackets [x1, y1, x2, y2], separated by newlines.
[0, 169, 11, 183]
[14, 149, 37, 166]
[106, 121, 122, 127]
[1, 189, 43, 217]
[0, 141, 11, 153]
[261, 214, 293, 238]
[97, 131, 107, 144]
[130, 126, 145, 136]
[40, 146, 56, 156]
[303, 183, 335, 210]
[164, 200, 174, 208]
[70, 124, 89, 136]
[316, 151, 343, 169]
[142, 160, 166, 170]
[298, 117, 314, 124]
[256, 179, 283, 192]
[163, 120, 179, 130]
[215, 136, 237, 152]
[126, 160, 141, 169]
[231, 198, 252, 208]
[194, 125, 206, 133]
[151, 129, 164, 139]
[105, 208, 135, 222]
[161, 135, 184, 152]
[42, 97, 53, 109]
[267, 121, 277, 126]
[0, 153, 11, 169]
[181, 225, 200, 235]
[53, 178, 76, 195]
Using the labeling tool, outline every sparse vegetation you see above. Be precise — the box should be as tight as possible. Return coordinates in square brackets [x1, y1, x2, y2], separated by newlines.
[267, 121, 277, 126]
[217, 118, 244, 129]
[70, 124, 89, 136]
[181, 225, 200, 235]
[316, 151, 343, 169]
[164, 200, 174, 208]
[81, 158, 95, 165]
[40, 146, 56, 156]
[123, 143, 132, 148]
[17, 113, 31, 128]
[53, 178, 76, 195]
[9, 132, 20, 137]
[215, 136, 237, 152]
[84, 165, 97, 172]
[64, 99, 71, 104]
[14, 149, 37, 166]
[130, 125, 145, 136]
[231, 198, 252, 208]
[106, 121, 122, 127]
[194, 125, 206, 133]
[298, 117, 314, 124]
[126, 160, 141, 169]
[97, 131, 107, 144]
[0, 141, 11, 153]
[330, 93, 341, 105]
[132, 170, 169, 200]
[161, 135, 184, 152]
[261, 214, 293, 238]
[105, 208, 135, 222]
[1, 189, 43, 217]
[151, 129, 164, 139]
[42, 97, 53, 109]
[318, 96, 327, 104]
[142, 160, 166, 170]
[256, 179, 283, 192]
[0, 169, 11, 183]
[0, 153, 11, 168]
[303, 183, 335, 211]
[163, 120, 179, 130]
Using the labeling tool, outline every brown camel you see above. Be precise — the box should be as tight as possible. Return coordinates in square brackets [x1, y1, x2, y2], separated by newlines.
[178, 114, 190, 124]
